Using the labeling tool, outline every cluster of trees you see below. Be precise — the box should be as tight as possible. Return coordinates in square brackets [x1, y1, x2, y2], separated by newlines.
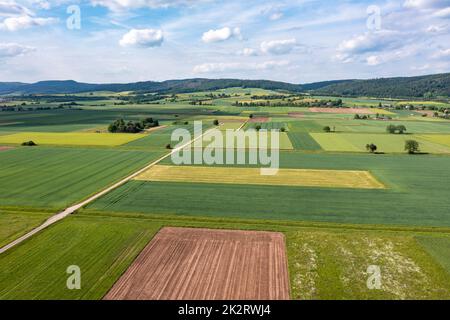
[234, 101, 296, 107]
[172, 120, 189, 125]
[323, 126, 335, 132]
[1, 105, 80, 112]
[108, 117, 159, 133]
[205, 93, 231, 99]
[354, 114, 393, 120]
[250, 94, 288, 100]
[188, 100, 214, 105]
[365, 140, 420, 154]
[386, 124, 407, 134]
[117, 94, 167, 104]
[233, 98, 342, 108]
[354, 114, 370, 120]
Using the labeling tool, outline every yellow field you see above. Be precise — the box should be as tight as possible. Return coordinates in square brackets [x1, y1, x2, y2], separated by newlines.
[135, 165, 385, 189]
[417, 134, 450, 148]
[0, 132, 145, 146]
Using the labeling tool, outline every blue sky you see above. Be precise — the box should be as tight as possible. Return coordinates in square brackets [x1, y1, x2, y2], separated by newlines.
[0, 0, 449, 83]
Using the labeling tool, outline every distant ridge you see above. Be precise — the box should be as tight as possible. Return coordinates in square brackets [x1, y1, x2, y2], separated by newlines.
[1, 73, 449, 98]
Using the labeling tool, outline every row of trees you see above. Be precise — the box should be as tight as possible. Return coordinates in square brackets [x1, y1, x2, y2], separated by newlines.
[108, 118, 159, 133]
[366, 140, 420, 154]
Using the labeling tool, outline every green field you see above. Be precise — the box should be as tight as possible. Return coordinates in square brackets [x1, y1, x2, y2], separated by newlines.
[0, 215, 161, 299]
[0, 210, 50, 247]
[288, 132, 323, 150]
[0, 147, 164, 209]
[416, 236, 450, 274]
[311, 133, 450, 153]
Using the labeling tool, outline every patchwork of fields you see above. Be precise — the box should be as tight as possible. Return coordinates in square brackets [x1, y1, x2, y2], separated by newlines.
[1, 88, 450, 300]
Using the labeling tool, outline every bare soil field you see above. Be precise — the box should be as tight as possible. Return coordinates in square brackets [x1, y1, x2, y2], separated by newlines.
[415, 110, 437, 117]
[288, 112, 305, 118]
[104, 227, 290, 300]
[249, 117, 270, 122]
[0, 146, 13, 152]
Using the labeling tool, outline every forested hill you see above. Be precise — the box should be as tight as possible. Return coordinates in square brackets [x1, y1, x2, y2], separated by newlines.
[1, 73, 449, 98]
[312, 73, 450, 98]
[0, 79, 307, 95]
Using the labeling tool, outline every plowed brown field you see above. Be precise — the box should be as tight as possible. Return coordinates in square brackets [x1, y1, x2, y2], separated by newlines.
[249, 117, 270, 122]
[104, 227, 290, 300]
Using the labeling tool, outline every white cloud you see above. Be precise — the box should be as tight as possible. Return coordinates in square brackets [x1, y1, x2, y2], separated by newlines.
[432, 48, 450, 58]
[193, 60, 289, 73]
[255, 60, 289, 70]
[119, 29, 164, 47]
[0, 1, 33, 17]
[337, 30, 405, 56]
[260, 38, 296, 55]
[238, 48, 258, 56]
[434, 7, 450, 17]
[193, 62, 237, 73]
[0, 15, 57, 31]
[33, 0, 51, 10]
[426, 24, 448, 32]
[366, 55, 382, 66]
[403, 0, 447, 9]
[91, 0, 206, 12]
[0, 42, 35, 58]
[201, 27, 241, 43]
[411, 63, 431, 71]
[403, 1, 450, 18]
[269, 12, 283, 20]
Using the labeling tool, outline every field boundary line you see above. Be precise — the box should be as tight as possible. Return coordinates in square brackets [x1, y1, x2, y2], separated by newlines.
[0, 128, 214, 254]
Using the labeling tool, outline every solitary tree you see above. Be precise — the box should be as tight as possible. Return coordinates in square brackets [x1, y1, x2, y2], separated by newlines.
[405, 140, 419, 154]
[255, 125, 262, 131]
[366, 143, 377, 153]
[21, 140, 37, 146]
[323, 126, 331, 133]
[386, 124, 397, 134]
[397, 125, 407, 134]
[213, 119, 219, 126]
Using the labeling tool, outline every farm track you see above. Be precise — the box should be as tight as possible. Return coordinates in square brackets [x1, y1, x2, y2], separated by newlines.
[104, 227, 290, 300]
[0, 127, 215, 254]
